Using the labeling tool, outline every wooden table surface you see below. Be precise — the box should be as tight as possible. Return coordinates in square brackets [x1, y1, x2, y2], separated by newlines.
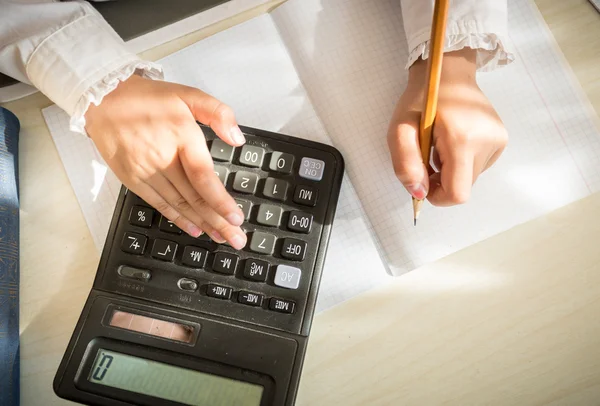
[2, 1, 600, 405]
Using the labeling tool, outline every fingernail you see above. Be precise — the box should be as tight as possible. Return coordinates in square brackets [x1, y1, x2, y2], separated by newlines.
[188, 224, 202, 237]
[211, 231, 225, 243]
[230, 127, 246, 145]
[226, 212, 244, 227]
[230, 233, 247, 250]
[408, 183, 427, 200]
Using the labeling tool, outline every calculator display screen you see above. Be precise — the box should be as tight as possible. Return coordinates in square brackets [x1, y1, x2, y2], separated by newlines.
[88, 349, 263, 406]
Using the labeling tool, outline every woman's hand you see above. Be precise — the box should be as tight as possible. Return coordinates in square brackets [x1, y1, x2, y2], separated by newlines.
[387, 48, 508, 206]
[85, 75, 247, 249]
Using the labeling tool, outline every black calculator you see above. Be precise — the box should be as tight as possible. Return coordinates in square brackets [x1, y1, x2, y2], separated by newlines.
[53, 124, 344, 406]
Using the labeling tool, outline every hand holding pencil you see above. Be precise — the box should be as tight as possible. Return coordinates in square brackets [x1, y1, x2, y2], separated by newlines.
[387, 0, 508, 223]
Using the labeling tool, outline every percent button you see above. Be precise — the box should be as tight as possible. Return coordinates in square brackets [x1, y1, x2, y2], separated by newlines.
[129, 205, 154, 228]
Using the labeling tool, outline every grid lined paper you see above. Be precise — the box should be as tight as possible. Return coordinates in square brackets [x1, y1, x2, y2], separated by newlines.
[272, 0, 600, 274]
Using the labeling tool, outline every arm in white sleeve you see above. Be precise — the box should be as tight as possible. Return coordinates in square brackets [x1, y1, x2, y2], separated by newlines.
[0, 0, 163, 133]
[400, 0, 515, 71]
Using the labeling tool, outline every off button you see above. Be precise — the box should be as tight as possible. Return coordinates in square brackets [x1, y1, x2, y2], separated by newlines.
[299, 157, 325, 181]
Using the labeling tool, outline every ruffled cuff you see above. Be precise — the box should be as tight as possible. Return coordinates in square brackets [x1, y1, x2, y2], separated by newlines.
[69, 59, 164, 135]
[405, 32, 515, 72]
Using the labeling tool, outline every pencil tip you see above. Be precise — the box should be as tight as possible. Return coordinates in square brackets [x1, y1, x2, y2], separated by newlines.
[414, 218, 417, 226]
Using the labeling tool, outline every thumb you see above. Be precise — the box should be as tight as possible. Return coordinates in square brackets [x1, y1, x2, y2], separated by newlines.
[387, 110, 429, 200]
[179, 87, 246, 146]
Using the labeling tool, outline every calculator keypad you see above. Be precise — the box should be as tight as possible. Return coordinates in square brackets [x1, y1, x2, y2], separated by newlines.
[181, 246, 208, 268]
[274, 265, 301, 289]
[107, 125, 342, 336]
[249, 231, 276, 255]
[269, 152, 294, 174]
[212, 252, 239, 275]
[244, 259, 269, 282]
[256, 204, 282, 227]
[129, 205, 153, 228]
[121, 232, 146, 255]
[233, 171, 259, 194]
[293, 185, 317, 206]
[210, 139, 234, 162]
[151, 239, 177, 261]
[159, 216, 182, 234]
[239, 145, 265, 168]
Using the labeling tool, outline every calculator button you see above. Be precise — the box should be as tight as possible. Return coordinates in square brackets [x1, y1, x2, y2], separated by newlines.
[121, 232, 147, 255]
[212, 252, 239, 274]
[159, 216, 182, 234]
[243, 259, 270, 282]
[287, 211, 313, 234]
[263, 178, 288, 201]
[206, 284, 233, 300]
[118, 265, 151, 282]
[274, 265, 302, 289]
[151, 239, 178, 262]
[249, 232, 276, 255]
[210, 139, 234, 162]
[299, 157, 325, 181]
[214, 165, 229, 184]
[293, 185, 317, 207]
[235, 199, 252, 220]
[177, 278, 198, 292]
[232, 171, 259, 194]
[181, 246, 208, 268]
[256, 204, 282, 227]
[269, 298, 295, 314]
[269, 152, 294, 174]
[129, 205, 154, 228]
[238, 145, 265, 168]
[238, 291, 264, 307]
[281, 238, 307, 261]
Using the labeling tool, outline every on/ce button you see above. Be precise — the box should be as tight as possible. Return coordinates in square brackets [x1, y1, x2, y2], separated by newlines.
[299, 157, 325, 181]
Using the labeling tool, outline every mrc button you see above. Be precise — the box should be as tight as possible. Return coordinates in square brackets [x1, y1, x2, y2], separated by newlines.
[299, 157, 325, 181]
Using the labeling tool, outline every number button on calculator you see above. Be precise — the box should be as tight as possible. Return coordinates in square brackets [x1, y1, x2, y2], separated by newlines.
[263, 177, 288, 201]
[256, 204, 282, 227]
[269, 151, 294, 174]
[239, 145, 265, 168]
[287, 211, 313, 233]
[233, 171, 259, 194]
[214, 165, 229, 184]
[249, 231, 276, 255]
[235, 199, 252, 220]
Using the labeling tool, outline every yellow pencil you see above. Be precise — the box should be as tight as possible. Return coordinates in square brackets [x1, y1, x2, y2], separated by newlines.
[413, 0, 450, 225]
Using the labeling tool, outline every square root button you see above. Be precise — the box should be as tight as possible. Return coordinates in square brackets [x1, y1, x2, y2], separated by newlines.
[274, 265, 301, 289]
[299, 157, 325, 181]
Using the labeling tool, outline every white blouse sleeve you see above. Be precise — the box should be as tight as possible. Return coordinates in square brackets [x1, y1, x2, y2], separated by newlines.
[0, 0, 163, 134]
[399, 0, 515, 72]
